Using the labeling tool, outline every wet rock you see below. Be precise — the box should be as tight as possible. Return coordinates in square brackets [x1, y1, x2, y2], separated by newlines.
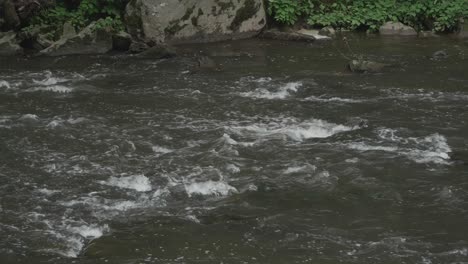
[379, 21, 417, 36]
[125, 0, 266, 44]
[0, 31, 23, 56]
[418, 31, 439, 38]
[136, 44, 176, 59]
[432, 50, 448, 60]
[128, 41, 149, 54]
[39, 21, 113, 56]
[112, 31, 132, 51]
[319, 26, 336, 37]
[348, 59, 387, 73]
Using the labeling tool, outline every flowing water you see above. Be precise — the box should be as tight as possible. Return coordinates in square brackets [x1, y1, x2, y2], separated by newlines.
[0, 36, 468, 264]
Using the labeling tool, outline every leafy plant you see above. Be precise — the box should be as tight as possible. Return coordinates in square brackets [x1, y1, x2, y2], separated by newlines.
[268, 0, 468, 32]
[22, 0, 128, 39]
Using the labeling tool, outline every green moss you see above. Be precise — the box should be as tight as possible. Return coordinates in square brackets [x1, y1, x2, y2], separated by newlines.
[215, 0, 236, 14]
[229, 0, 260, 31]
[181, 5, 196, 21]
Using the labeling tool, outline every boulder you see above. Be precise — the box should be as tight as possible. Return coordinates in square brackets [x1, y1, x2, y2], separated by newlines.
[2, 0, 20, 30]
[125, 0, 266, 44]
[0, 31, 23, 56]
[136, 44, 176, 59]
[379, 22, 417, 36]
[348, 59, 387, 73]
[112, 31, 132, 51]
[40, 22, 113, 56]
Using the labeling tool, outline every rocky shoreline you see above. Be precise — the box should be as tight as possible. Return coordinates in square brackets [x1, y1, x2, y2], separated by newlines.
[1, 0, 467, 58]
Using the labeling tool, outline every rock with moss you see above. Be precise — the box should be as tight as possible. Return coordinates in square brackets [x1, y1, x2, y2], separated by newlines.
[124, 0, 266, 44]
[39, 22, 113, 56]
[0, 31, 23, 56]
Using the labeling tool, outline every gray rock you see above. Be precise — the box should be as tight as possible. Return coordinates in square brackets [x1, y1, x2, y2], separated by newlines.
[379, 22, 417, 36]
[112, 31, 132, 51]
[319, 26, 336, 37]
[0, 31, 23, 56]
[418, 31, 439, 38]
[136, 44, 176, 59]
[62, 21, 77, 38]
[348, 59, 387, 73]
[125, 0, 266, 44]
[40, 21, 113, 56]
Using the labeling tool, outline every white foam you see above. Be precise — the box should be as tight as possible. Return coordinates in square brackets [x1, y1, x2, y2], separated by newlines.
[348, 132, 451, 164]
[240, 82, 302, 99]
[37, 188, 60, 196]
[69, 224, 109, 239]
[284, 164, 317, 174]
[100, 174, 152, 192]
[0, 80, 11, 89]
[226, 164, 240, 173]
[30, 85, 73, 93]
[304, 96, 363, 103]
[185, 181, 238, 197]
[152, 145, 173, 154]
[229, 118, 358, 141]
[19, 114, 39, 122]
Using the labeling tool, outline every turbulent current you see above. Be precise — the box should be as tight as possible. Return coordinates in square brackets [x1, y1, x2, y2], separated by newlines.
[0, 38, 467, 263]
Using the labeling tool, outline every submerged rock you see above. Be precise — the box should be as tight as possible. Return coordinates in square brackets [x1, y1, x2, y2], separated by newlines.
[432, 50, 448, 60]
[124, 0, 266, 44]
[348, 59, 387, 73]
[189, 56, 221, 73]
[0, 31, 23, 56]
[39, 22, 113, 56]
[260, 29, 315, 42]
[136, 44, 177, 59]
[380, 22, 417, 36]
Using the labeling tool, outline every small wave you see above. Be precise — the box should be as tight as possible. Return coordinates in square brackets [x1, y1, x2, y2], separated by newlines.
[304, 96, 364, 103]
[184, 180, 238, 197]
[47, 223, 109, 258]
[228, 118, 358, 141]
[29, 85, 73, 93]
[99, 174, 152, 192]
[152, 146, 173, 154]
[348, 131, 451, 164]
[240, 82, 302, 99]
[0, 80, 11, 89]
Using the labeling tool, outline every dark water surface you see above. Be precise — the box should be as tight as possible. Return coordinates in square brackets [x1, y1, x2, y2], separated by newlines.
[1, 36, 468, 264]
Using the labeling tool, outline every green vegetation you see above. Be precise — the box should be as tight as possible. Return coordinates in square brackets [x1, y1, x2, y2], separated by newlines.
[268, 0, 468, 32]
[23, 0, 127, 39]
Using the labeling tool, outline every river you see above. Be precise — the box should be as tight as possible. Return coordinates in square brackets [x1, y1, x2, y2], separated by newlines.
[1, 36, 467, 263]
